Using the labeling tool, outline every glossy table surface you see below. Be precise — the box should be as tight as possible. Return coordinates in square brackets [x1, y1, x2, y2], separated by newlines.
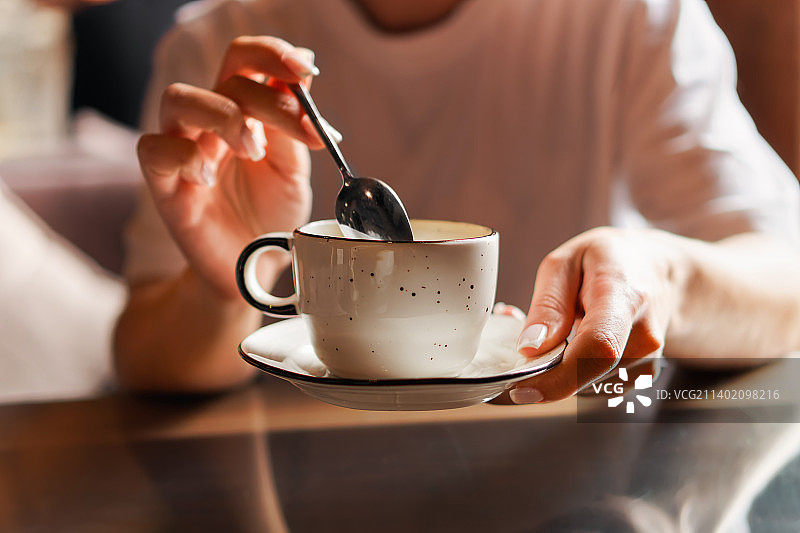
[2, 359, 799, 533]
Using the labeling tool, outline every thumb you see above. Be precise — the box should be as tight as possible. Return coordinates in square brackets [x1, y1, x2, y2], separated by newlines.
[517, 249, 582, 356]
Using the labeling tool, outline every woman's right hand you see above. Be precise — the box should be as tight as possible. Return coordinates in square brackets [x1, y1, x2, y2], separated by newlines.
[136, 36, 329, 299]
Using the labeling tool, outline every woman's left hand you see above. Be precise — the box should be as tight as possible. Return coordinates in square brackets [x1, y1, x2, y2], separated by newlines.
[509, 227, 687, 403]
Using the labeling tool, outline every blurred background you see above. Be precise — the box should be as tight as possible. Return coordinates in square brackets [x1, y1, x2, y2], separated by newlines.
[69, 0, 193, 129]
[705, 0, 800, 180]
[0, 0, 191, 276]
[0, 0, 191, 403]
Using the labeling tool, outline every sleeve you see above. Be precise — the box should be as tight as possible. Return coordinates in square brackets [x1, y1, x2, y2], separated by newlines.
[617, 0, 800, 246]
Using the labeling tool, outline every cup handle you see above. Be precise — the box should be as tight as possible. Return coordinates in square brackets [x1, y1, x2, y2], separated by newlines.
[235, 233, 299, 316]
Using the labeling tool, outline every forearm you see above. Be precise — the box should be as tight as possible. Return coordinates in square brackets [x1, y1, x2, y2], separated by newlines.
[667, 232, 800, 365]
[113, 268, 263, 393]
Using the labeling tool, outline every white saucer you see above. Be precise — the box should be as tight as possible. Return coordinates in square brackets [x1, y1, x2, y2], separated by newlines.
[239, 314, 565, 411]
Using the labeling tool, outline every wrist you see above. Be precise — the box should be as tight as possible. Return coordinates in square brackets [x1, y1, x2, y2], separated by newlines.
[179, 266, 254, 314]
[192, 246, 292, 303]
[646, 229, 695, 347]
[117, 269, 263, 393]
[661, 232, 715, 355]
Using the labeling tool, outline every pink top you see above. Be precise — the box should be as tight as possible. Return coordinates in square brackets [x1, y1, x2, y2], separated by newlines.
[127, 0, 800, 307]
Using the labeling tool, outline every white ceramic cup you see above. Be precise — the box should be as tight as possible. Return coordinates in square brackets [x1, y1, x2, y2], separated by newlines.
[236, 219, 499, 379]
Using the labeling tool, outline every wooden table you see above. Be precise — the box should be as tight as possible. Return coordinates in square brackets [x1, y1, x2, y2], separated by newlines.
[2, 360, 799, 532]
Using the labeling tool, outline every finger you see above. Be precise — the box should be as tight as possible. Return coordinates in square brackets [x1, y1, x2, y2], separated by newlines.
[255, 120, 313, 182]
[217, 36, 319, 85]
[160, 83, 266, 162]
[255, 42, 344, 149]
[263, 75, 344, 148]
[214, 75, 324, 149]
[137, 134, 212, 199]
[513, 264, 652, 404]
[517, 243, 584, 356]
[289, 47, 318, 89]
[195, 130, 228, 168]
[577, 356, 661, 397]
[623, 315, 665, 363]
[510, 331, 621, 404]
[247, 45, 342, 149]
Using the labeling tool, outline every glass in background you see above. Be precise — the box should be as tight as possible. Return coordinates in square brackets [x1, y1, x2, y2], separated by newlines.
[0, 0, 72, 159]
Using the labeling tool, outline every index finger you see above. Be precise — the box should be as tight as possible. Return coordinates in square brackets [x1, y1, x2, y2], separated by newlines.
[216, 36, 319, 85]
[512, 264, 641, 403]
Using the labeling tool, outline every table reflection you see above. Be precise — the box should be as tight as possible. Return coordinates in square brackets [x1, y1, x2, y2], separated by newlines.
[267, 415, 800, 532]
[1, 365, 798, 532]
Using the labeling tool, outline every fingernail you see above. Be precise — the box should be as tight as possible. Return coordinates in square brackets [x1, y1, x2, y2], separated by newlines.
[320, 117, 343, 143]
[285, 48, 320, 78]
[510, 387, 544, 404]
[493, 302, 526, 321]
[241, 127, 266, 161]
[200, 161, 216, 187]
[246, 117, 267, 146]
[517, 324, 548, 351]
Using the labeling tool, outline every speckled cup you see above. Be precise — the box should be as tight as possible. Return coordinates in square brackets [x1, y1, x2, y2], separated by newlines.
[236, 219, 499, 379]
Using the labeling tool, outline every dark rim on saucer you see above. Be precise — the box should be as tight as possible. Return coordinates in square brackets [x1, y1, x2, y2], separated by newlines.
[238, 341, 565, 387]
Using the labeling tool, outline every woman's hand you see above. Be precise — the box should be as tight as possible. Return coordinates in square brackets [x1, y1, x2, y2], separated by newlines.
[136, 36, 329, 298]
[509, 227, 687, 403]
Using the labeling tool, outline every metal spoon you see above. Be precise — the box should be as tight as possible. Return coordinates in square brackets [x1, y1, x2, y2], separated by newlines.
[289, 83, 414, 241]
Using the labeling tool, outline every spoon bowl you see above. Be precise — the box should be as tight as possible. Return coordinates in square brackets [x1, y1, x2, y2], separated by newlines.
[290, 84, 413, 241]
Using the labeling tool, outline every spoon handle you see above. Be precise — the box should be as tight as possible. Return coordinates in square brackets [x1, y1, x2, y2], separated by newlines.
[289, 83, 354, 181]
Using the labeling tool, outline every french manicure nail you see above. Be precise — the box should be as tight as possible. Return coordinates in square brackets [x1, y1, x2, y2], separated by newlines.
[517, 324, 548, 351]
[510, 387, 544, 404]
[493, 302, 526, 321]
[285, 49, 320, 78]
[241, 127, 266, 161]
[200, 161, 216, 187]
[320, 117, 343, 143]
[246, 117, 267, 147]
